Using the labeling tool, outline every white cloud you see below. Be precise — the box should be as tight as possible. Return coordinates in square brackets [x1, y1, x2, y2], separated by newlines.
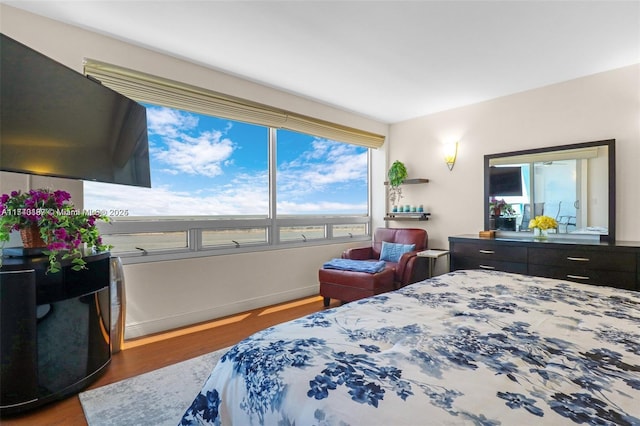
[278, 138, 367, 195]
[147, 107, 235, 177]
[84, 164, 363, 217]
[153, 132, 234, 177]
[85, 125, 368, 216]
[84, 175, 269, 217]
[277, 200, 367, 214]
[146, 106, 199, 138]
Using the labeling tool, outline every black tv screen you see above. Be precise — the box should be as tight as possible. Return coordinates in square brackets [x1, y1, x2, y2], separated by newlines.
[489, 166, 522, 197]
[0, 34, 151, 187]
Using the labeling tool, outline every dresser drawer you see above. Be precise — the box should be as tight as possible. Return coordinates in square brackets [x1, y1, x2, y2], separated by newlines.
[528, 264, 636, 290]
[529, 247, 636, 272]
[451, 242, 527, 263]
[453, 256, 528, 275]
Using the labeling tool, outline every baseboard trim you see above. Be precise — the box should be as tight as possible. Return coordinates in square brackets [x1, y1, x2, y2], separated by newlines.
[124, 284, 319, 339]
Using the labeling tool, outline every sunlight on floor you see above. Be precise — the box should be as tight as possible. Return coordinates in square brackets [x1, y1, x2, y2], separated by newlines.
[122, 312, 252, 349]
[122, 295, 325, 349]
[257, 295, 323, 316]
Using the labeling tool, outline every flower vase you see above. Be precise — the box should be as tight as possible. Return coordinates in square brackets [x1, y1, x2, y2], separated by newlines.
[20, 224, 46, 248]
[533, 228, 548, 240]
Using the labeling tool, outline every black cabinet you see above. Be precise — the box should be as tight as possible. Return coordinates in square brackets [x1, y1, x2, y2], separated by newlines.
[0, 270, 38, 408]
[0, 251, 111, 415]
[449, 235, 639, 291]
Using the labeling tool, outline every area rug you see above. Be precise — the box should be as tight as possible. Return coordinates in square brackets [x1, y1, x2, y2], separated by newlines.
[80, 347, 229, 426]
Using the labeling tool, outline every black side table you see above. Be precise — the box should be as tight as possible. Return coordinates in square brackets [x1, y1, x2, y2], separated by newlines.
[1, 250, 111, 415]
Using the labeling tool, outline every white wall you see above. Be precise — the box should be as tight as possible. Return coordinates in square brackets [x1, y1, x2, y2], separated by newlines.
[389, 64, 640, 247]
[0, 5, 389, 338]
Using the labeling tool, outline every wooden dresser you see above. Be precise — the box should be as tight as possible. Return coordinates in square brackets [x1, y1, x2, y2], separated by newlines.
[449, 235, 640, 291]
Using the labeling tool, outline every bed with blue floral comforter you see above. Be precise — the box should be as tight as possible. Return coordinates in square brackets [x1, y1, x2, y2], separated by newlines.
[180, 270, 640, 425]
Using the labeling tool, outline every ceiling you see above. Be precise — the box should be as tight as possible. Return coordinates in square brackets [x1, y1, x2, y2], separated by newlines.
[4, 1, 640, 123]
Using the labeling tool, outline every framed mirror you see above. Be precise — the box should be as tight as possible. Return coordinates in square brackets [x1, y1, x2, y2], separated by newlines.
[484, 139, 615, 243]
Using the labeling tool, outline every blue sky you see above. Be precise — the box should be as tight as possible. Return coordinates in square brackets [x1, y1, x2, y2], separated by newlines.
[85, 105, 368, 217]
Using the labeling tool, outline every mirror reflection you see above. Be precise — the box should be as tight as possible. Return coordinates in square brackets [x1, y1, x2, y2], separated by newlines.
[485, 141, 613, 239]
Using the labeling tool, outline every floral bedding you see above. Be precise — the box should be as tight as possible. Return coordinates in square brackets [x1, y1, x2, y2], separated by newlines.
[180, 270, 640, 425]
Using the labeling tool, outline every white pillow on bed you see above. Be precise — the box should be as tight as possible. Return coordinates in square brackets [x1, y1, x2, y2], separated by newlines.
[379, 241, 415, 263]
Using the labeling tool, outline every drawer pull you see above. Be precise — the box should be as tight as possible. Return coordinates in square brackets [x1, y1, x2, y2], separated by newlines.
[567, 274, 590, 280]
[479, 250, 495, 254]
[567, 256, 590, 262]
[479, 265, 495, 270]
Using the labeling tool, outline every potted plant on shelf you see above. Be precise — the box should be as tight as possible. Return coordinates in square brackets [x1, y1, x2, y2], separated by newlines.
[0, 189, 112, 273]
[388, 160, 408, 208]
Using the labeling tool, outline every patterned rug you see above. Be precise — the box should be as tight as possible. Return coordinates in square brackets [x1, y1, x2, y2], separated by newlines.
[80, 347, 229, 426]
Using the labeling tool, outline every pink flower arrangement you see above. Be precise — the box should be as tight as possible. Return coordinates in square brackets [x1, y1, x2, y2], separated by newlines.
[0, 189, 111, 273]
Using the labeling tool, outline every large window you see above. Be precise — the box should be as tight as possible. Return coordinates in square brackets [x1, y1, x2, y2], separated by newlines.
[276, 130, 368, 216]
[85, 104, 371, 261]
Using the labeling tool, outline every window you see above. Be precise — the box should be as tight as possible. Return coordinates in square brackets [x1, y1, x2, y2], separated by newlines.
[276, 129, 368, 215]
[85, 105, 371, 261]
[85, 104, 269, 217]
[202, 227, 268, 248]
[83, 61, 380, 261]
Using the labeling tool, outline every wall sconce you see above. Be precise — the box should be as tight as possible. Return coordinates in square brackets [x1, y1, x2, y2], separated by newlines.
[444, 142, 458, 171]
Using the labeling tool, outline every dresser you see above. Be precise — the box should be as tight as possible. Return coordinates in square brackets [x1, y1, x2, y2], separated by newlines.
[449, 235, 640, 291]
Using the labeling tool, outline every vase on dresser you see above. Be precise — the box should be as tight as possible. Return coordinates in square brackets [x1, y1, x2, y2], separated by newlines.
[533, 228, 548, 240]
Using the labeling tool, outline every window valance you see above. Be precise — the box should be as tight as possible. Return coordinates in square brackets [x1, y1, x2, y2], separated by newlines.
[84, 59, 385, 149]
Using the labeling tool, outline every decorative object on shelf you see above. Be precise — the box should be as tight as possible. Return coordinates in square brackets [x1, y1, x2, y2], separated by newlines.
[444, 141, 458, 171]
[0, 189, 112, 273]
[528, 215, 558, 240]
[387, 160, 408, 207]
[384, 178, 430, 221]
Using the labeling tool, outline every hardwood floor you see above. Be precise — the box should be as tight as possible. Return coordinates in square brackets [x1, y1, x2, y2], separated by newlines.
[1, 295, 338, 426]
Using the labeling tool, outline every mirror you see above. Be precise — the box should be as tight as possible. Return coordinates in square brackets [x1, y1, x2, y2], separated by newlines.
[484, 139, 615, 243]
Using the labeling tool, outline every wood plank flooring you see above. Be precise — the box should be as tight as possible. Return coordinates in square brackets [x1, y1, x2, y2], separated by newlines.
[1, 295, 338, 426]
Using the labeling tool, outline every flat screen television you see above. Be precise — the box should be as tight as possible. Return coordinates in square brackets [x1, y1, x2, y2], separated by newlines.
[489, 166, 522, 197]
[0, 34, 151, 187]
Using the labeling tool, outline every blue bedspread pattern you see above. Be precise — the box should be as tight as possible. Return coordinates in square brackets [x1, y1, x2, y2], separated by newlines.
[180, 270, 640, 425]
[322, 258, 386, 274]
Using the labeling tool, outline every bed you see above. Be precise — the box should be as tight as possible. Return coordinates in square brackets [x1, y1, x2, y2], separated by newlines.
[179, 270, 640, 425]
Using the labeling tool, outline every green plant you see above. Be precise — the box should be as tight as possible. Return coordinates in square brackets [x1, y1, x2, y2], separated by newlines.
[388, 160, 408, 205]
[0, 189, 112, 273]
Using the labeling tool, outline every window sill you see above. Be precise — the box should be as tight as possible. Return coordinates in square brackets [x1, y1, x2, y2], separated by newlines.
[115, 235, 371, 265]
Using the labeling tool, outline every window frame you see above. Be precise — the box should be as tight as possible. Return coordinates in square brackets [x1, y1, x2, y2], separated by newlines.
[84, 58, 376, 264]
[85, 76, 374, 264]
[97, 215, 371, 265]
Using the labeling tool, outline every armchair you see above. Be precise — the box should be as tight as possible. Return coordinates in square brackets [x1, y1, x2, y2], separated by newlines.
[319, 227, 428, 306]
[342, 227, 429, 288]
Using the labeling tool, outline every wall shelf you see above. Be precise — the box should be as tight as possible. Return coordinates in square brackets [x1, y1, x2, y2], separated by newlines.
[384, 178, 430, 185]
[384, 212, 431, 221]
[385, 177, 430, 221]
